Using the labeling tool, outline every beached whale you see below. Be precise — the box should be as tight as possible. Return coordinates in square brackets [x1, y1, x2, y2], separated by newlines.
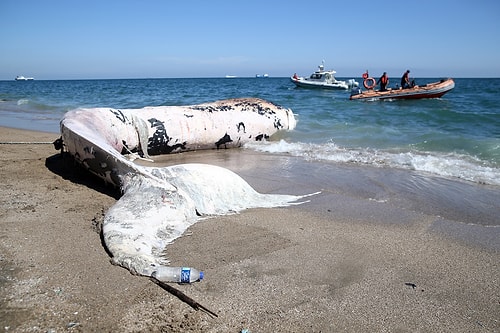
[61, 98, 297, 186]
[59, 98, 313, 280]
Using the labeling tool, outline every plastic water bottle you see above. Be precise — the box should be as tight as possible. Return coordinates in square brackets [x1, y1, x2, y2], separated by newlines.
[151, 266, 204, 283]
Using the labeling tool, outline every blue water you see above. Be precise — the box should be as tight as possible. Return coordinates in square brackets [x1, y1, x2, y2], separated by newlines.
[0, 77, 499, 186]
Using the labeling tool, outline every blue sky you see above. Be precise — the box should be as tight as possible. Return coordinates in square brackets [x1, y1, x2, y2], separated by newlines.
[1, 0, 499, 79]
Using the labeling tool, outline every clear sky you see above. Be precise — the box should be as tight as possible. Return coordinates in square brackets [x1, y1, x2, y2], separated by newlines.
[1, 0, 499, 80]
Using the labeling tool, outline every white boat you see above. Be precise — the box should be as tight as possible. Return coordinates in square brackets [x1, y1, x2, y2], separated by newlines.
[291, 62, 358, 90]
[15, 76, 34, 81]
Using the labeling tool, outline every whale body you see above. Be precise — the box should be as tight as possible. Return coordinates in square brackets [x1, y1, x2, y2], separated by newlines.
[61, 98, 297, 186]
[60, 98, 314, 280]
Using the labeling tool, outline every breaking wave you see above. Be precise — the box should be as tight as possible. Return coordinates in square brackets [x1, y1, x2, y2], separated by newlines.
[245, 140, 500, 186]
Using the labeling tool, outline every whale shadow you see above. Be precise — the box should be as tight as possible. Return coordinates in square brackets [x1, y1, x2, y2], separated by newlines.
[45, 152, 121, 200]
[45, 151, 119, 259]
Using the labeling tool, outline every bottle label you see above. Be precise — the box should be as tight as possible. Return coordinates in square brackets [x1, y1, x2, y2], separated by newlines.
[180, 267, 191, 283]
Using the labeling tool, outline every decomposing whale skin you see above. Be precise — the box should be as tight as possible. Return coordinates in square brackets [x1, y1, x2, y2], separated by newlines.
[59, 98, 315, 281]
[60, 98, 296, 186]
[103, 164, 312, 277]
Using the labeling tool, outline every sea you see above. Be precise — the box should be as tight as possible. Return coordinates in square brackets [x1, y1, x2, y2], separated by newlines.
[1, 77, 499, 186]
[1, 77, 500, 240]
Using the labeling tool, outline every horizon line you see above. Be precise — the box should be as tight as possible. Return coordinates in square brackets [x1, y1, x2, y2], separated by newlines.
[2, 76, 499, 81]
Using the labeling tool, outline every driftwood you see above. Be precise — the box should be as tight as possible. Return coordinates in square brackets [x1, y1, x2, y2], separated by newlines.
[149, 277, 218, 318]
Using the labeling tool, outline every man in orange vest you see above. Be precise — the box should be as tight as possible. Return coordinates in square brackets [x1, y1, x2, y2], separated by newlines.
[377, 72, 389, 91]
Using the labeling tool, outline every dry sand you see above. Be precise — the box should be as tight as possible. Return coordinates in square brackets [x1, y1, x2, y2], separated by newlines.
[0, 127, 498, 332]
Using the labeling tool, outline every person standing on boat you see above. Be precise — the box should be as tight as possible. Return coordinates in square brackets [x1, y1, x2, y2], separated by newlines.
[401, 70, 411, 89]
[377, 72, 389, 91]
[362, 70, 369, 80]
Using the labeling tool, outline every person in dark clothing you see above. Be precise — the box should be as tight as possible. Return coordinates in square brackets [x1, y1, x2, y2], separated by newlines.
[401, 70, 411, 89]
[377, 72, 389, 91]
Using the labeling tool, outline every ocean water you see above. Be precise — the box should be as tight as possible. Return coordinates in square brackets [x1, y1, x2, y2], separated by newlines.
[1, 77, 499, 187]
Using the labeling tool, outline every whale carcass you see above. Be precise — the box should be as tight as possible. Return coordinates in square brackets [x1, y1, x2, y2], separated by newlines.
[59, 98, 314, 280]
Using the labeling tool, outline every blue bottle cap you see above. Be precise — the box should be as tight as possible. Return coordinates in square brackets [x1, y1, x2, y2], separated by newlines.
[199, 271, 204, 280]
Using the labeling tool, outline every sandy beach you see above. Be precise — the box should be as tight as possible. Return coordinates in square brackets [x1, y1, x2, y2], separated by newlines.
[1, 126, 498, 332]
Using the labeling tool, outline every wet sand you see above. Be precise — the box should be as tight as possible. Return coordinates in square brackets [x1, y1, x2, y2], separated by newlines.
[0, 126, 498, 332]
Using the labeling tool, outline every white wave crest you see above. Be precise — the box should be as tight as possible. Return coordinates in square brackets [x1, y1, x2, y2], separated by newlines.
[245, 140, 500, 186]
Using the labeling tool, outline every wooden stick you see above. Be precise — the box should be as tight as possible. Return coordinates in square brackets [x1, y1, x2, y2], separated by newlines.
[149, 277, 218, 318]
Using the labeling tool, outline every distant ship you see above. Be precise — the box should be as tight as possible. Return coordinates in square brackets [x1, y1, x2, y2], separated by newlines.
[225, 75, 237, 78]
[256, 74, 269, 78]
[15, 76, 34, 81]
